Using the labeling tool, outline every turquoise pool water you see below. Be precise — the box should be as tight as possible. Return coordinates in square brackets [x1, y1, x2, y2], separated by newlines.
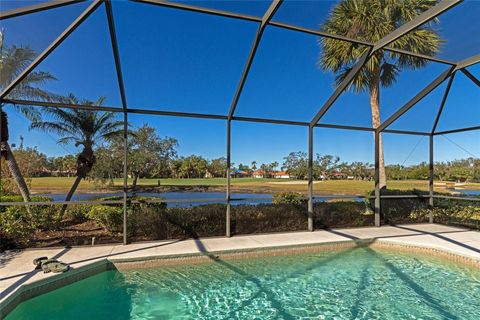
[6, 247, 480, 319]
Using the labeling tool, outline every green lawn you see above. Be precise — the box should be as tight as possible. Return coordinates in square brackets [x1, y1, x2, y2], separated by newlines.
[27, 177, 480, 195]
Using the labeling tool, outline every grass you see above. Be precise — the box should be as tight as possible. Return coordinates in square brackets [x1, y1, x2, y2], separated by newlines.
[25, 177, 480, 195]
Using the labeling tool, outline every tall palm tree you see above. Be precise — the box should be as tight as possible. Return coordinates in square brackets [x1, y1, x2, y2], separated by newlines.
[0, 31, 57, 203]
[318, 0, 442, 188]
[30, 94, 124, 214]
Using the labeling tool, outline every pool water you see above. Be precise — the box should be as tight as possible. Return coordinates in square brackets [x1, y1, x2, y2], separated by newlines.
[6, 247, 480, 320]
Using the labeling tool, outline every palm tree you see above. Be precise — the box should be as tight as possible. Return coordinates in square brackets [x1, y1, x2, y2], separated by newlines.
[0, 31, 57, 203]
[30, 94, 124, 214]
[272, 161, 279, 172]
[318, 0, 442, 188]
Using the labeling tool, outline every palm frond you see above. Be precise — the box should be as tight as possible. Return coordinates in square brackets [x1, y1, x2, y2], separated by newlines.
[318, 0, 442, 92]
[29, 121, 77, 137]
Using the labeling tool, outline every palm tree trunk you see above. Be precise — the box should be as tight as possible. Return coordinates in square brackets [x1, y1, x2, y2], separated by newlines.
[370, 77, 387, 189]
[60, 174, 82, 215]
[1, 110, 32, 214]
[60, 147, 95, 216]
[132, 173, 138, 190]
[1, 142, 32, 203]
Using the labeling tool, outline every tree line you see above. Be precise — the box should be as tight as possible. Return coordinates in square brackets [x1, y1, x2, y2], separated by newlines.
[3, 126, 479, 195]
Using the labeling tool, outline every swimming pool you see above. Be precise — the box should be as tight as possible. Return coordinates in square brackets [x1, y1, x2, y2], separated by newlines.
[5, 247, 480, 319]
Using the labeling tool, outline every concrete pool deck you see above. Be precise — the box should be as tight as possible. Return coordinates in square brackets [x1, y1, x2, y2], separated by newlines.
[1, 223, 480, 313]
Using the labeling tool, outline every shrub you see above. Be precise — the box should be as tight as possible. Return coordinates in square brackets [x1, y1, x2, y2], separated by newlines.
[167, 204, 226, 238]
[273, 192, 307, 205]
[64, 204, 92, 223]
[233, 203, 307, 234]
[0, 196, 59, 248]
[0, 206, 36, 242]
[128, 201, 167, 239]
[314, 201, 372, 228]
[366, 189, 430, 224]
[1, 196, 60, 230]
[411, 202, 480, 230]
[87, 205, 123, 233]
[86, 197, 167, 237]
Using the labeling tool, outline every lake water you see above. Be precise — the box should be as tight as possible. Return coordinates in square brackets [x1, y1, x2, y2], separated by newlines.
[455, 189, 480, 196]
[32, 189, 480, 207]
[35, 192, 363, 207]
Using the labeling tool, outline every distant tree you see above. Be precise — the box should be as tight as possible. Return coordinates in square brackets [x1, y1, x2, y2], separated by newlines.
[178, 155, 208, 178]
[47, 155, 75, 176]
[127, 125, 177, 188]
[0, 145, 48, 193]
[349, 161, 373, 180]
[251, 161, 257, 171]
[238, 163, 251, 174]
[314, 154, 340, 179]
[318, 0, 442, 188]
[282, 151, 308, 179]
[88, 145, 123, 186]
[12, 146, 48, 178]
[259, 163, 270, 178]
[208, 157, 228, 177]
[271, 161, 279, 172]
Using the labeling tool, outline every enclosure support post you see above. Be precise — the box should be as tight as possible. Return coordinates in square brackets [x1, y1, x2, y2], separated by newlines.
[307, 126, 314, 231]
[374, 130, 381, 227]
[0, 104, 2, 201]
[122, 112, 128, 245]
[226, 120, 232, 237]
[105, 0, 129, 245]
[429, 134, 434, 223]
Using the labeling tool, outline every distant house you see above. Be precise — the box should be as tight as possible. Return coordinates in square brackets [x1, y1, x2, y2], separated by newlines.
[330, 171, 347, 180]
[274, 171, 290, 179]
[253, 170, 290, 179]
[252, 170, 266, 178]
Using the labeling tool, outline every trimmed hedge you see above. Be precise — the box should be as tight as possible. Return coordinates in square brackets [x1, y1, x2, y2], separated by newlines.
[366, 189, 430, 224]
[365, 189, 480, 226]
[1, 190, 478, 250]
[314, 201, 373, 228]
[272, 192, 306, 205]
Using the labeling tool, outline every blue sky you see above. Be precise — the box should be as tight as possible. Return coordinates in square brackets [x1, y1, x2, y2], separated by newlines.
[1, 0, 479, 166]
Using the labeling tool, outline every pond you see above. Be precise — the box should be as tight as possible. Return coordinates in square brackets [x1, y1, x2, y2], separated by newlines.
[455, 189, 480, 196]
[35, 192, 363, 207]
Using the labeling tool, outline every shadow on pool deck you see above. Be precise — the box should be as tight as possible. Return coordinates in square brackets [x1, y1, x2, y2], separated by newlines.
[326, 225, 477, 256]
[0, 239, 184, 282]
[0, 247, 72, 301]
[0, 250, 21, 270]
[392, 225, 480, 254]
